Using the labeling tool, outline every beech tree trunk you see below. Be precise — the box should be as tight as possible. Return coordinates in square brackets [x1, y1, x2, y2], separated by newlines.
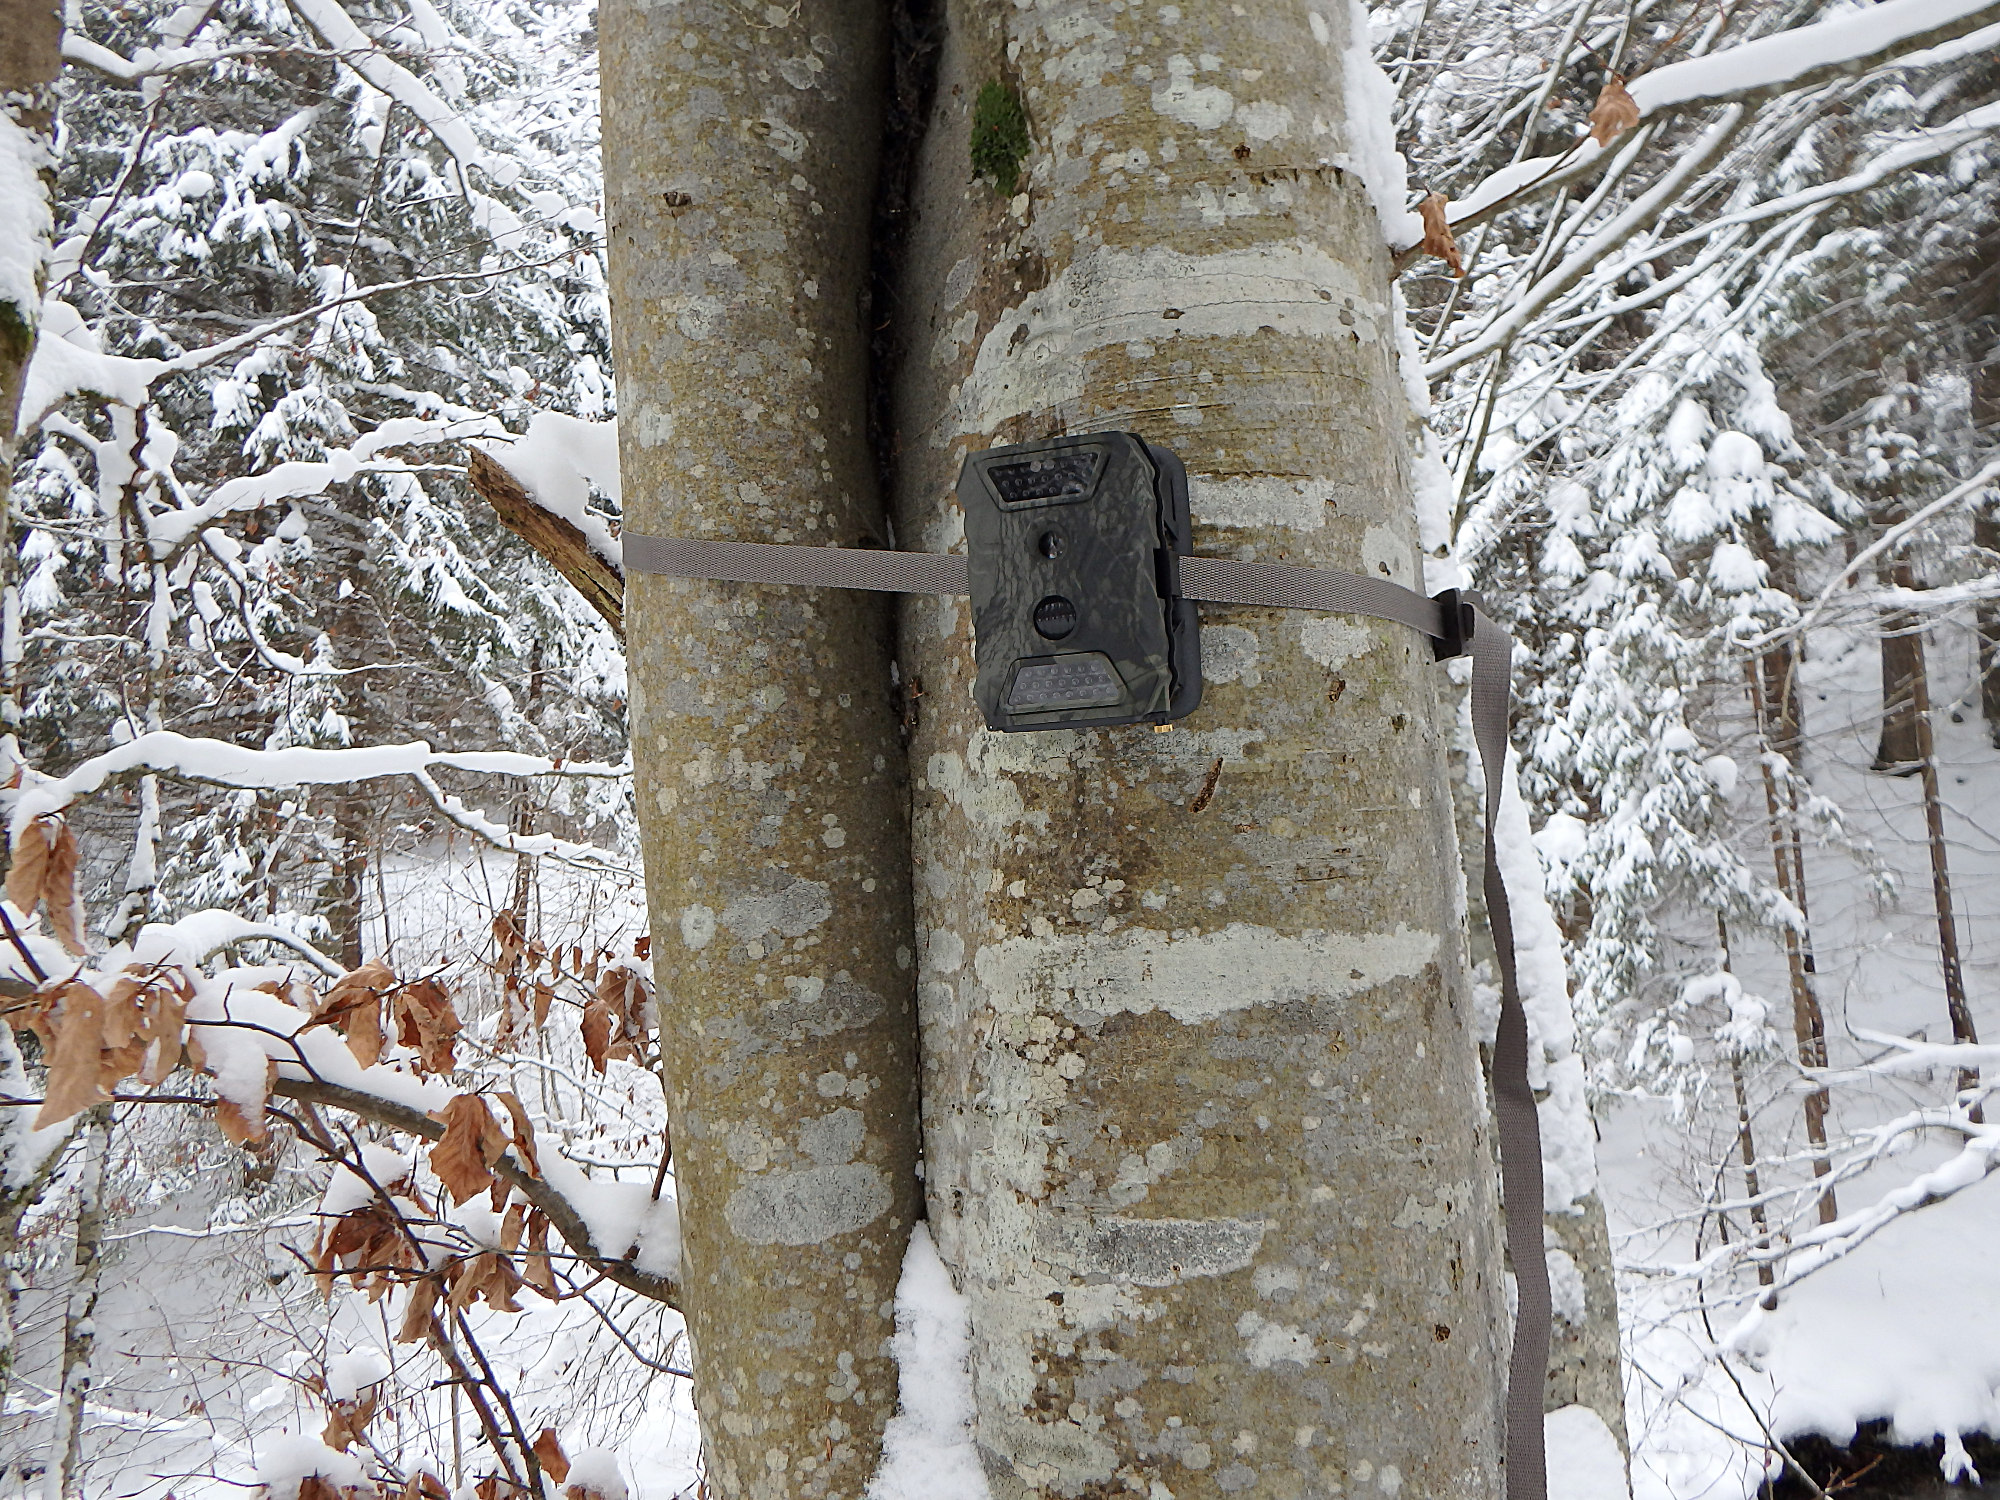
[888, 3, 1511, 1494]
[0, 0, 65, 1421]
[1871, 561, 1924, 776]
[1901, 611, 1979, 1110]
[600, 4, 923, 1496]
[0, 0, 62, 738]
[43, 1109, 108, 1500]
[1746, 659, 1836, 1223]
[1974, 351, 1999, 749]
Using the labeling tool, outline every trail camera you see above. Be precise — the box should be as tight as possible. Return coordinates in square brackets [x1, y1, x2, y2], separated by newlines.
[959, 434, 1203, 732]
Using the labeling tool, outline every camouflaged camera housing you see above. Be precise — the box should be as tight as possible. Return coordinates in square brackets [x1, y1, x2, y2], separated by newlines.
[960, 433, 1202, 733]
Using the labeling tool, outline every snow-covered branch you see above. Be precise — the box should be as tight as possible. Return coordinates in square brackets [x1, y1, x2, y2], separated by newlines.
[11, 731, 632, 871]
[467, 414, 624, 634]
[1745, 454, 2000, 648]
[1427, 107, 1748, 378]
[1426, 0, 2000, 243]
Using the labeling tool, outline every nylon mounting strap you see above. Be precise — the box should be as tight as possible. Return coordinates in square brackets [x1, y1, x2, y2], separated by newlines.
[622, 526, 1551, 1500]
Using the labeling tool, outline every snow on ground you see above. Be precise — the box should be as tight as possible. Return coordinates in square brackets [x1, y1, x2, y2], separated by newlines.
[1608, 606, 2000, 1496]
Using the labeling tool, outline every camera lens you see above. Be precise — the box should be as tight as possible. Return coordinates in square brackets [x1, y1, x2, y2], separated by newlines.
[1038, 530, 1065, 559]
[1032, 595, 1078, 640]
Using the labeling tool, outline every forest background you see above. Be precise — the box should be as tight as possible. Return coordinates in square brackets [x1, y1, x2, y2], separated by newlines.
[0, 0, 1996, 1494]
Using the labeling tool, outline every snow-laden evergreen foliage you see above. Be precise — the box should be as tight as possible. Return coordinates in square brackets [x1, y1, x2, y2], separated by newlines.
[17, 0, 626, 949]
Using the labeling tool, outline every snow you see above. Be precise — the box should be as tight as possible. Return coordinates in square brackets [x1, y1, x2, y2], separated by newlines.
[1628, 0, 2000, 114]
[1444, 0, 2000, 232]
[1547, 1405, 1629, 1499]
[537, 1152, 681, 1277]
[251, 1434, 368, 1500]
[1337, 0, 1425, 249]
[12, 730, 630, 871]
[1723, 1165, 2000, 1477]
[0, 1019, 74, 1191]
[0, 114, 53, 344]
[146, 411, 512, 552]
[1450, 139, 1610, 225]
[1485, 746, 1597, 1211]
[866, 1223, 991, 1500]
[565, 1446, 630, 1500]
[320, 1145, 415, 1215]
[323, 1348, 390, 1401]
[473, 411, 623, 567]
[17, 298, 166, 435]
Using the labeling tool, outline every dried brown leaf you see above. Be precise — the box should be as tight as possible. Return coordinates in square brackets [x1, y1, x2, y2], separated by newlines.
[395, 1275, 440, 1345]
[430, 1094, 507, 1205]
[321, 1393, 378, 1452]
[1417, 193, 1465, 278]
[136, 970, 191, 1084]
[532, 1430, 570, 1486]
[446, 1251, 523, 1314]
[531, 979, 553, 1029]
[495, 1092, 540, 1177]
[579, 996, 611, 1075]
[7, 817, 84, 954]
[492, 911, 525, 971]
[36, 982, 112, 1127]
[522, 1210, 555, 1296]
[392, 1280, 436, 1352]
[1589, 72, 1640, 147]
[317, 960, 396, 1067]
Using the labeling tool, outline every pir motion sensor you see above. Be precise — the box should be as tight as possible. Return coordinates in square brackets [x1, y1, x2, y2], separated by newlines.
[623, 432, 1554, 1500]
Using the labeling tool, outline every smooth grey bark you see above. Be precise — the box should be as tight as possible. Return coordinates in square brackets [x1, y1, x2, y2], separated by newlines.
[888, 3, 1510, 1495]
[600, 4, 922, 1497]
[1543, 1195, 1624, 1452]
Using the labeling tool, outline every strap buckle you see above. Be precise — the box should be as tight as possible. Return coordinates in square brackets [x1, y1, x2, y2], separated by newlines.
[1430, 587, 1477, 662]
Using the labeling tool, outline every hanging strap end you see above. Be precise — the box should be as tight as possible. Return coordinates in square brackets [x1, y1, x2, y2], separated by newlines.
[1430, 587, 1477, 662]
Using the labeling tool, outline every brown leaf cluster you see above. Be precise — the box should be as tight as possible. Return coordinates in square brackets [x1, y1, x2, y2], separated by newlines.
[391, 978, 460, 1073]
[581, 966, 650, 1075]
[1417, 193, 1464, 278]
[298, 962, 462, 1076]
[287, 1461, 449, 1500]
[19, 969, 193, 1128]
[1589, 73, 1640, 147]
[314, 1197, 426, 1302]
[309, 960, 397, 1067]
[7, 815, 85, 954]
[320, 1390, 380, 1454]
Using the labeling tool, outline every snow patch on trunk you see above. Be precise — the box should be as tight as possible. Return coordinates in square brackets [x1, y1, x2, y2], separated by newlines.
[867, 1223, 992, 1500]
